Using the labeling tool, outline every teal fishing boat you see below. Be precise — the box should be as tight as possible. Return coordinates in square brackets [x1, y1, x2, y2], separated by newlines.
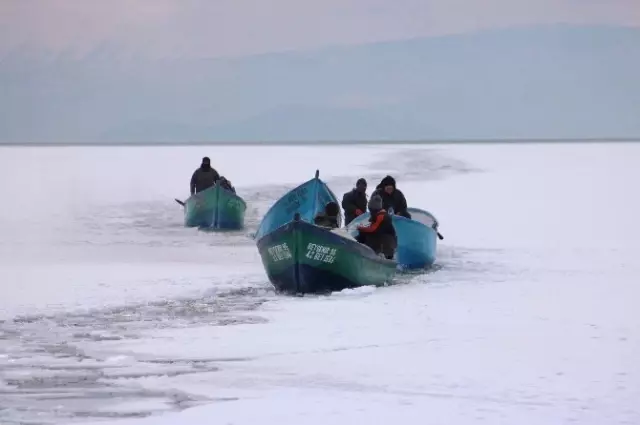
[254, 170, 397, 294]
[178, 182, 247, 230]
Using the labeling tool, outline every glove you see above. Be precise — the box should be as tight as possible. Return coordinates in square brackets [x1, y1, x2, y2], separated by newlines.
[355, 209, 363, 216]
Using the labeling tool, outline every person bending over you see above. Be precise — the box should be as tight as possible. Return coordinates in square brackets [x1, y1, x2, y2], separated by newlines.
[356, 195, 397, 259]
[218, 176, 236, 193]
[372, 175, 411, 219]
[314, 201, 340, 229]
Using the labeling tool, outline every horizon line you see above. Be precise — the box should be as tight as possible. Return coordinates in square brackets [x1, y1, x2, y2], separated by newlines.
[1, 138, 639, 148]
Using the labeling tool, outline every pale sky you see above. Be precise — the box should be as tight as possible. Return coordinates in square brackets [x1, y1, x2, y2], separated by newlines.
[1, 0, 638, 57]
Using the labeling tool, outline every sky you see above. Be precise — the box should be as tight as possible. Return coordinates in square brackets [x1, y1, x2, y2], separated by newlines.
[1, 0, 639, 58]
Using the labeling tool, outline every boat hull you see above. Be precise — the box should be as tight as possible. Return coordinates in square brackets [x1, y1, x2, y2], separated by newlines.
[184, 184, 247, 230]
[257, 219, 397, 294]
[346, 207, 439, 269]
[254, 170, 340, 240]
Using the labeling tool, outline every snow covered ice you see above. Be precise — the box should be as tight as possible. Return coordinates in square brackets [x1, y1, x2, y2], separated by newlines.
[0, 143, 638, 425]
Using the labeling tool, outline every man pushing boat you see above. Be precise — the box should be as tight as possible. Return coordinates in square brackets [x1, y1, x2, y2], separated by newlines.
[372, 175, 411, 219]
[190, 157, 220, 194]
[218, 176, 236, 193]
[341, 178, 368, 225]
[355, 195, 397, 260]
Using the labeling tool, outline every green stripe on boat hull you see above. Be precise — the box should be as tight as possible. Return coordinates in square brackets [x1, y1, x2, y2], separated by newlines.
[257, 219, 397, 294]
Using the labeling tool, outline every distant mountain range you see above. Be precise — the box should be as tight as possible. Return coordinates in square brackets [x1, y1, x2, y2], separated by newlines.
[1, 24, 639, 143]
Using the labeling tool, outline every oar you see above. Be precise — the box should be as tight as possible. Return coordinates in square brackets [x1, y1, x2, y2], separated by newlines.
[431, 218, 444, 240]
[174, 198, 185, 207]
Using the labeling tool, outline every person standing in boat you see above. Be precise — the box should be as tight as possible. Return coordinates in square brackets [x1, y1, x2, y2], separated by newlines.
[314, 201, 340, 229]
[372, 175, 411, 219]
[341, 178, 368, 225]
[355, 195, 397, 259]
[190, 157, 220, 195]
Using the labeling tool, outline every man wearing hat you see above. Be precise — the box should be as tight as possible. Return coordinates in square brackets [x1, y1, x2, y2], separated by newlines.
[190, 156, 220, 195]
[341, 178, 368, 225]
[355, 194, 397, 259]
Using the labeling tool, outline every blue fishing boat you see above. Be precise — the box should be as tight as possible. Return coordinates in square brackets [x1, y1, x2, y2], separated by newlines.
[254, 170, 340, 240]
[255, 170, 397, 294]
[346, 207, 442, 270]
[176, 182, 247, 230]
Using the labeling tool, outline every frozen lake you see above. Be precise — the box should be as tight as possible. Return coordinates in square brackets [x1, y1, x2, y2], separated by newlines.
[0, 142, 638, 425]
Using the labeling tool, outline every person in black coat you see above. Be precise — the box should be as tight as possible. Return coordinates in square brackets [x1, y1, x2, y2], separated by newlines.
[314, 201, 340, 229]
[372, 175, 411, 219]
[355, 194, 397, 259]
[190, 157, 220, 194]
[218, 176, 236, 193]
[341, 178, 368, 225]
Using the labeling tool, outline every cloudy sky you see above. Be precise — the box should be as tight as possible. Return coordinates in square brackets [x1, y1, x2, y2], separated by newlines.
[1, 0, 638, 57]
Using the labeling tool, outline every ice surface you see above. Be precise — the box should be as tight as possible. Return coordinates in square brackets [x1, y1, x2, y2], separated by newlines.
[1, 142, 639, 425]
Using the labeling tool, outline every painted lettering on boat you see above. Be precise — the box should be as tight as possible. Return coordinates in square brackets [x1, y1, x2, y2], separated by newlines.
[284, 186, 309, 215]
[268, 243, 292, 262]
[306, 243, 337, 264]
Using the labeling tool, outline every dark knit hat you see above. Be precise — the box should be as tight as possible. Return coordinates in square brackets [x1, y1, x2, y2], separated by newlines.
[369, 194, 383, 211]
[379, 175, 396, 188]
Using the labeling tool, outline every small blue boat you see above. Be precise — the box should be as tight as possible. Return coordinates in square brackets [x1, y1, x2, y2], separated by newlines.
[346, 207, 441, 269]
[254, 170, 341, 240]
[254, 170, 397, 294]
[179, 182, 247, 230]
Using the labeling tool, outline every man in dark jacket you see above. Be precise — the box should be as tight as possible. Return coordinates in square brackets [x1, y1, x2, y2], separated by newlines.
[314, 201, 340, 229]
[372, 175, 411, 219]
[190, 157, 220, 194]
[218, 176, 236, 193]
[355, 194, 397, 259]
[342, 178, 368, 225]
